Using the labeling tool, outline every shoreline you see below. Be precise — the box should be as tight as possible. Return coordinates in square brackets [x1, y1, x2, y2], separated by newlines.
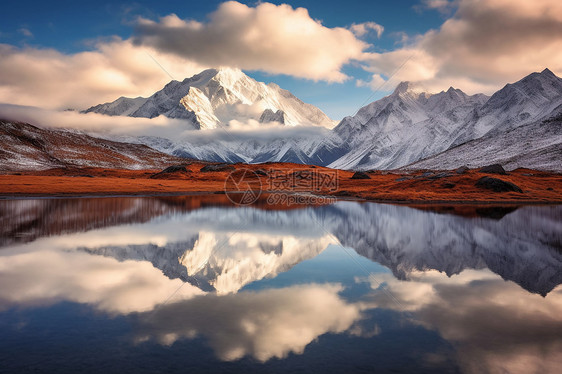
[0, 162, 561, 205]
[1, 191, 561, 206]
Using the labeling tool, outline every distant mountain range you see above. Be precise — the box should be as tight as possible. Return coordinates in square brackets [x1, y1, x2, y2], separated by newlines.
[88, 68, 561, 171]
[1, 68, 561, 171]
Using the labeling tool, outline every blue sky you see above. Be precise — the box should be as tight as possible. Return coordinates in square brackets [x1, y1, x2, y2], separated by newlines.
[1, 0, 560, 120]
[0, 1, 448, 119]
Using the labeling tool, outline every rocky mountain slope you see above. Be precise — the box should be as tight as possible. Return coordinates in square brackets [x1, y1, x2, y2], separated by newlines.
[109, 68, 562, 171]
[85, 68, 335, 129]
[0, 119, 185, 171]
[327, 68, 562, 170]
[406, 114, 562, 171]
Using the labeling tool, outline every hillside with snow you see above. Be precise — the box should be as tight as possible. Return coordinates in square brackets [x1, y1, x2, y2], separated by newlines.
[85, 68, 335, 129]
[0, 120, 184, 171]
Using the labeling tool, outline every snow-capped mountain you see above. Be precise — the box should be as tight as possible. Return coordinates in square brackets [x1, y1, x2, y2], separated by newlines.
[85, 68, 335, 129]
[120, 69, 561, 171]
[67, 68, 562, 171]
[328, 68, 562, 171]
[405, 114, 562, 171]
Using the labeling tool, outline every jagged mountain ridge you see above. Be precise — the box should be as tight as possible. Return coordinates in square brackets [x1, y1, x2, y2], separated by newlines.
[85, 68, 335, 130]
[109, 68, 562, 171]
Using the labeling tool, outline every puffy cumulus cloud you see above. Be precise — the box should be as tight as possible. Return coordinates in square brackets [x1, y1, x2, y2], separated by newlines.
[133, 1, 368, 82]
[362, 0, 562, 94]
[0, 247, 204, 314]
[0, 39, 206, 110]
[135, 284, 362, 361]
[365, 269, 562, 374]
[349, 22, 384, 38]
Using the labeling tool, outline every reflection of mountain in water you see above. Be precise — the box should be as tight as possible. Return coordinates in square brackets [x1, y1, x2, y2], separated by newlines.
[2, 197, 561, 295]
[325, 203, 562, 296]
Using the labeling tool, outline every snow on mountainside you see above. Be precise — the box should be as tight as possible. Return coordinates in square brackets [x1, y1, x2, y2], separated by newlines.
[327, 68, 562, 171]
[450, 68, 562, 146]
[127, 69, 561, 170]
[0, 119, 185, 171]
[326, 82, 489, 170]
[85, 68, 335, 129]
[405, 115, 562, 171]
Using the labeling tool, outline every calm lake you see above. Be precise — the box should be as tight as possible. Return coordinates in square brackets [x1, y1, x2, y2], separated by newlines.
[0, 196, 561, 373]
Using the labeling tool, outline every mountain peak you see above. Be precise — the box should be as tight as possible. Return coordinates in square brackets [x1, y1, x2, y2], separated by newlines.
[541, 68, 555, 77]
[393, 81, 429, 98]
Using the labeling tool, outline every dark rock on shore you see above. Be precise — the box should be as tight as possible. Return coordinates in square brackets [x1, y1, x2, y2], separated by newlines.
[200, 164, 236, 172]
[476, 176, 522, 193]
[351, 171, 371, 180]
[479, 164, 507, 175]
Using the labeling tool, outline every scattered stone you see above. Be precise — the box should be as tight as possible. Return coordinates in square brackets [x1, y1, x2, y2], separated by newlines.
[200, 164, 235, 172]
[351, 171, 371, 180]
[547, 187, 554, 191]
[150, 164, 191, 179]
[254, 169, 268, 176]
[479, 164, 507, 175]
[421, 171, 434, 177]
[442, 182, 456, 189]
[426, 172, 453, 180]
[160, 165, 188, 174]
[475, 177, 522, 193]
[455, 166, 469, 174]
[395, 177, 412, 182]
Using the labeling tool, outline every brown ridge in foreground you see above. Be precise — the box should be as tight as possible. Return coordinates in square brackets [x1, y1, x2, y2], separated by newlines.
[0, 162, 561, 204]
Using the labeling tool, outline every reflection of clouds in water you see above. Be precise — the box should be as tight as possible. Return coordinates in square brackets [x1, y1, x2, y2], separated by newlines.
[365, 269, 562, 374]
[0, 249, 203, 314]
[135, 284, 362, 362]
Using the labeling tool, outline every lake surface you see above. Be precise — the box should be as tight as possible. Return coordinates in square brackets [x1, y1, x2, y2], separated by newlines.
[0, 196, 561, 373]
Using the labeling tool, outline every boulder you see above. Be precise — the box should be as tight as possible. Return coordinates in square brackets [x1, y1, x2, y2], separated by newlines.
[475, 177, 522, 193]
[455, 166, 469, 174]
[150, 164, 190, 179]
[479, 164, 507, 175]
[351, 171, 371, 180]
[160, 165, 188, 174]
[200, 164, 236, 172]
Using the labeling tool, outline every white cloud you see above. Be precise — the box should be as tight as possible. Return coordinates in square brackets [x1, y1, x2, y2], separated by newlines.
[0, 103, 197, 138]
[350, 22, 384, 38]
[0, 39, 207, 110]
[0, 248, 204, 314]
[17, 28, 33, 38]
[133, 1, 368, 82]
[365, 269, 562, 374]
[417, 0, 458, 14]
[136, 284, 362, 361]
[362, 0, 562, 94]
